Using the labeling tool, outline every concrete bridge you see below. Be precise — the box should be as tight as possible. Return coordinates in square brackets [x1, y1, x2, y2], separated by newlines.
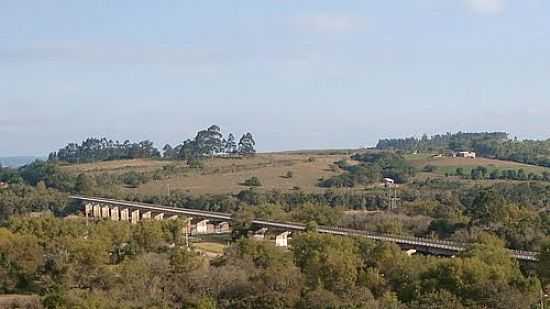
[70, 196, 539, 262]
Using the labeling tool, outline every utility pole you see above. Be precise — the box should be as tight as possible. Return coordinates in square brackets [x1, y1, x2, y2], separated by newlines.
[384, 178, 399, 210]
[185, 218, 190, 250]
[540, 287, 544, 309]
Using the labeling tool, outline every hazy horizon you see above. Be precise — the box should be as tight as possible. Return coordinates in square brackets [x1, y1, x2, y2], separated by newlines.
[2, 1, 549, 157]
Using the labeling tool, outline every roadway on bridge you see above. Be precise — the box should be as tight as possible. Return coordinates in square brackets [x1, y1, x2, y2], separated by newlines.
[71, 195, 539, 262]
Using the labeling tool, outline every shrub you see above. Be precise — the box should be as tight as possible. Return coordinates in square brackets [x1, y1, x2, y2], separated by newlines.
[423, 164, 437, 172]
[286, 171, 294, 178]
[243, 176, 262, 187]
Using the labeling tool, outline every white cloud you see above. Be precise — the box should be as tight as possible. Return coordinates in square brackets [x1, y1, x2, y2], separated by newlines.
[466, 0, 504, 15]
[294, 14, 363, 34]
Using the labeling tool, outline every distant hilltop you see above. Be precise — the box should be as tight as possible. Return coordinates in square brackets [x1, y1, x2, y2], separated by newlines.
[0, 156, 45, 168]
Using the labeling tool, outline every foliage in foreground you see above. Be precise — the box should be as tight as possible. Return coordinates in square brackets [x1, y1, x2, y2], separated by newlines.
[0, 216, 548, 308]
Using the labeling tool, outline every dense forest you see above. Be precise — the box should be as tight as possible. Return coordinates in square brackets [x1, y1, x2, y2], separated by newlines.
[377, 131, 550, 168]
[48, 125, 256, 164]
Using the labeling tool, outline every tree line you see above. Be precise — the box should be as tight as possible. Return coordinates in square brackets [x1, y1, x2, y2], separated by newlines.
[376, 131, 509, 153]
[376, 131, 550, 168]
[48, 125, 256, 164]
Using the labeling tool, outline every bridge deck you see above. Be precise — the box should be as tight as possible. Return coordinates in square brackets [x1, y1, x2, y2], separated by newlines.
[70, 196, 538, 262]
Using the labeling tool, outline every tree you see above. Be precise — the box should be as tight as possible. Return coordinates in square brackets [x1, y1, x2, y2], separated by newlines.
[224, 133, 237, 154]
[75, 173, 95, 194]
[292, 233, 362, 296]
[162, 144, 176, 159]
[195, 125, 223, 156]
[178, 139, 199, 161]
[231, 208, 255, 240]
[537, 238, 550, 286]
[238, 132, 256, 155]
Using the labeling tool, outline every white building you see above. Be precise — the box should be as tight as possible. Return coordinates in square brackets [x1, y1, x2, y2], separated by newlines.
[457, 151, 476, 159]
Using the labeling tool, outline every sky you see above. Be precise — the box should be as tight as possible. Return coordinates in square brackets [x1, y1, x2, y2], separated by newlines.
[1, 0, 549, 156]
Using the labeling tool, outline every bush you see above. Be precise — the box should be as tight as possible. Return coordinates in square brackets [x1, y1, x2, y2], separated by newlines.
[423, 164, 437, 173]
[286, 171, 294, 178]
[121, 171, 149, 188]
[243, 176, 262, 187]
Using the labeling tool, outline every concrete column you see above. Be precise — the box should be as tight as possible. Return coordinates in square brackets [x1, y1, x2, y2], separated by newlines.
[93, 204, 101, 218]
[167, 215, 178, 220]
[131, 209, 140, 224]
[101, 206, 110, 219]
[196, 220, 209, 234]
[275, 231, 291, 247]
[110, 207, 120, 221]
[120, 208, 129, 221]
[253, 227, 268, 240]
[84, 203, 93, 216]
[153, 213, 164, 221]
[216, 222, 230, 233]
[141, 211, 152, 220]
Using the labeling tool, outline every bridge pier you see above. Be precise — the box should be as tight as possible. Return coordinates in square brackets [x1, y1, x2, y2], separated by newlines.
[110, 207, 120, 221]
[101, 206, 110, 219]
[85, 203, 93, 217]
[194, 219, 209, 234]
[275, 231, 291, 247]
[120, 208, 129, 221]
[131, 210, 140, 224]
[253, 227, 268, 240]
[141, 211, 152, 220]
[93, 204, 101, 218]
[153, 213, 164, 221]
[216, 222, 230, 233]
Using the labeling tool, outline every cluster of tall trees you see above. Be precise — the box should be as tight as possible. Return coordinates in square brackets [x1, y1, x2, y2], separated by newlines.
[162, 125, 256, 161]
[48, 125, 256, 164]
[48, 138, 160, 163]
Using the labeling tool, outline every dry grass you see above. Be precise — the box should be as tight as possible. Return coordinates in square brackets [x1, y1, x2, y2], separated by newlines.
[60, 154, 348, 195]
[59, 159, 178, 175]
[59, 153, 550, 196]
[126, 154, 346, 195]
[411, 157, 549, 173]
[0, 294, 41, 308]
[193, 242, 227, 254]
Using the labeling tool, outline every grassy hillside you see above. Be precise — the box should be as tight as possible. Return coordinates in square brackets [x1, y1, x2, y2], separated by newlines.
[59, 154, 348, 195]
[58, 151, 550, 196]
